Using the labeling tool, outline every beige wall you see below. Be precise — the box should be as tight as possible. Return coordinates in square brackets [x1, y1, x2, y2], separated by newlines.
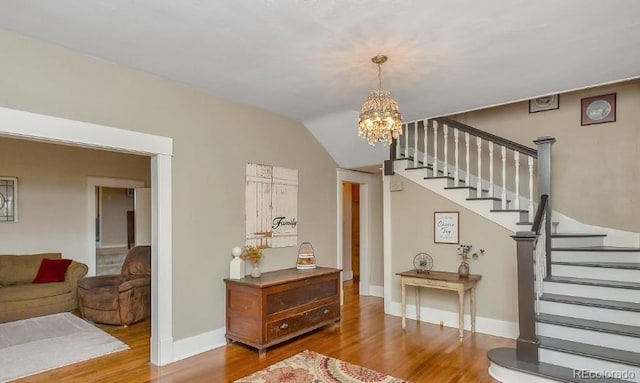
[391, 175, 518, 322]
[0, 138, 150, 263]
[0, 29, 338, 341]
[100, 187, 134, 247]
[453, 80, 640, 233]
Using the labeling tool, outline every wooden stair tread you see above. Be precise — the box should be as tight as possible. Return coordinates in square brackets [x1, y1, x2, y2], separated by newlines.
[552, 246, 640, 252]
[539, 336, 640, 368]
[490, 209, 527, 213]
[487, 348, 631, 383]
[551, 233, 607, 238]
[552, 261, 640, 270]
[466, 197, 511, 202]
[545, 275, 640, 290]
[540, 293, 640, 312]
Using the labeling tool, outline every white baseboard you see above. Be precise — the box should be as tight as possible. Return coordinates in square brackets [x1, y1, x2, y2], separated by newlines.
[172, 326, 227, 363]
[388, 301, 518, 339]
[369, 284, 384, 298]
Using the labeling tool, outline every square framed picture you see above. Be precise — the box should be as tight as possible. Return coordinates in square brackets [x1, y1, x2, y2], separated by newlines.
[529, 94, 559, 113]
[434, 211, 459, 244]
[581, 93, 616, 126]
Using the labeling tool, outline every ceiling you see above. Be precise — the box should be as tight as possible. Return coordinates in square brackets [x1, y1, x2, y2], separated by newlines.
[1, 0, 639, 168]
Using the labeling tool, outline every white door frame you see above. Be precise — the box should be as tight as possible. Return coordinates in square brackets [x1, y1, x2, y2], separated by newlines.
[88, 178, 145, 277]
[0, 106, 174, 366]
[336, 168, 372, 296]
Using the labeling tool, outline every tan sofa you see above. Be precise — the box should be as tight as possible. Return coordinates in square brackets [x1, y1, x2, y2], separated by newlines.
[0, 252, 88, 323]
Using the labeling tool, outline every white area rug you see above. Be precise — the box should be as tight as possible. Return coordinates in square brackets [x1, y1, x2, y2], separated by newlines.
[0, 312, 129, 382]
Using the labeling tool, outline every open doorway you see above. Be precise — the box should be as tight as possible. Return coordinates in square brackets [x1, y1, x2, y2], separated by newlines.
[94, 185, 151, 276]
[342, 182, 361, 289]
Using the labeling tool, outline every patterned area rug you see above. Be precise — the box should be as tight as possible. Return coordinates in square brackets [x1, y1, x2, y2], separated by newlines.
[234, 350, 408, 383]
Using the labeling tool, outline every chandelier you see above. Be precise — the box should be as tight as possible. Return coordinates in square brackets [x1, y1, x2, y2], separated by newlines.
[358, 55, 403, 146]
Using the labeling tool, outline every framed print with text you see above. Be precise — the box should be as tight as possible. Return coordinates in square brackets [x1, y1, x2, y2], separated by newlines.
[434, 211, 459, 244]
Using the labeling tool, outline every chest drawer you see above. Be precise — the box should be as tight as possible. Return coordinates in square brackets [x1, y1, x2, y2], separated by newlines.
[266, 302, 340, 341]
[266, 278, 338, 314]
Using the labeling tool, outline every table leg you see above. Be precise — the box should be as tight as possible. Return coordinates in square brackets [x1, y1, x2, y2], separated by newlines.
[401, 281, 406, 329]
[415, 286, 421, 323]
[458, 289, 465, 341]
[471, 286, 477, 334]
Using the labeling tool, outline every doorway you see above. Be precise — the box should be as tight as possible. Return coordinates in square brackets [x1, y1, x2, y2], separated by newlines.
[342, 182, 361, 288]
[0, 106, 173, 366]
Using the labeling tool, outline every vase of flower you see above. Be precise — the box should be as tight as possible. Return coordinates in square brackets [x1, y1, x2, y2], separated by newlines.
[241, 245, 265, 278]
[456, 244, 485, 278]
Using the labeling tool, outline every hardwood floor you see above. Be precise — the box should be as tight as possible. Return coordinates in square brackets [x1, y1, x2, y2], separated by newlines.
[19, 281, 514, 382]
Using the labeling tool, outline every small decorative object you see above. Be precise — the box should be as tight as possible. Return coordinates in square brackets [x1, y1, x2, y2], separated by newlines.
[0, 177, 18, 222]
[581, 93, 616, 126]
[434, 211, 459, 244]
[241, 245, 264, 278]
[296, 242, 317, 270]
[413, 252, 433, 273]
[456, 244, 485, 278]
[229, 246, 245, 280]
[529, 94, 559, 113]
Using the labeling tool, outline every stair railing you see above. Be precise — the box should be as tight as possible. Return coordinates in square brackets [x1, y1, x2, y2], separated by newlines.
[392, 117, 538, 216]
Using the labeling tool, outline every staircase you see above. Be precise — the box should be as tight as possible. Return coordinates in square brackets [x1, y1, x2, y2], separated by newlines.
[387, 117, 640, 382]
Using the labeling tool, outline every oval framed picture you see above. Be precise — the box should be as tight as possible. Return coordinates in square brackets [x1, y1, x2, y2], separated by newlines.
[529, 94, 559, 113]
[581, 93, 616, 126]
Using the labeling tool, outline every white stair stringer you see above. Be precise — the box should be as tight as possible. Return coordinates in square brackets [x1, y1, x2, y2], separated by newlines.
[395, 161, 521, 233]
[539, 349, 640, 383]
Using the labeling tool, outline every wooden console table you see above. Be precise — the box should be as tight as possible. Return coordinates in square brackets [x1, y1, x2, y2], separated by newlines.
[396, 270, 481, 340]
[225, 267, 341, 356]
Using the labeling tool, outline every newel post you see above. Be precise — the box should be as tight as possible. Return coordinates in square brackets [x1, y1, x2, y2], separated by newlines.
[533, 136, 555, 275]
[513, 231, 539, 364]
[384, 138, 397, 176]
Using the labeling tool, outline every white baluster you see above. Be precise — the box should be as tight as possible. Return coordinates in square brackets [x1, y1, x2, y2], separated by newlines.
[422, 121, 428, 167]
[443, 125, 449, 177]
[433, 120, 439, 177]
[413, 123, 419, 167]
[501, 146, 507, 210]
[528, 156, 534, 219]
[404, 124, 409, 158]
[465, 133, 470, 186]
[476, 137, 482, 195]
[454, 129, 459, 187]
[514, 151, 520, 209]
[488, 142, 494, 197]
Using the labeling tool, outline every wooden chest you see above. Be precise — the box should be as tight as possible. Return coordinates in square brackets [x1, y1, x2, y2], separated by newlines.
[225, 267, 341, 356]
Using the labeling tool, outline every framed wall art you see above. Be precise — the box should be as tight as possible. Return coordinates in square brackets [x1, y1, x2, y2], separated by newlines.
[0, 177, 18, 222]
[581, 93, 616, 126]
[529, 94, 559, 113]
[434, 211, 459, 244]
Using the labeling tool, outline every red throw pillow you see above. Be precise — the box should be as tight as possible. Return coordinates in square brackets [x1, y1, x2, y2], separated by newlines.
[33, 258, 73, 283]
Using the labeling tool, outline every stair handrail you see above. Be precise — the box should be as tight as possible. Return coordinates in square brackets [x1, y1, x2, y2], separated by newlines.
[531, 194, 548, 235]
[433, 117, 537, 158]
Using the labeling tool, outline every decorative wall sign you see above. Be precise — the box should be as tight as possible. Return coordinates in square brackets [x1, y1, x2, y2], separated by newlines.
[581, 93, 616, 126]
[246, 163, 298, 248]
[0, 177, 18, 222]
[434, 211, 459, 244]
[529, 94, 559, 113]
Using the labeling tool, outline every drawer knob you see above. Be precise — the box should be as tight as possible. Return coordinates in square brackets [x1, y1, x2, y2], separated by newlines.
[323, 309, 330, 315]
[280, 323, 289, 329]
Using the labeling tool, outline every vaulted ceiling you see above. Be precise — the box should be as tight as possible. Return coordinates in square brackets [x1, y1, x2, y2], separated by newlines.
[1, 0, 639, 168]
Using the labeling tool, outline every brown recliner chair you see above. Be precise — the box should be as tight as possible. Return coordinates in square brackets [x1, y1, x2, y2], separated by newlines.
[77, 246, 151, 326]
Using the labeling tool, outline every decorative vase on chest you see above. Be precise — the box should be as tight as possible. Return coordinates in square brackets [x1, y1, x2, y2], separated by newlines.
[250, 264, 261, 278]
[458, 261, 469, 278]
